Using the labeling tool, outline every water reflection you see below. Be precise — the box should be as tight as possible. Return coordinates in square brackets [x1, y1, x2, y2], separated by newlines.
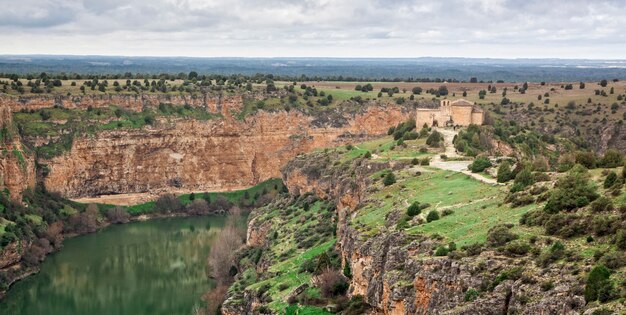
[0, 216, 226, 315]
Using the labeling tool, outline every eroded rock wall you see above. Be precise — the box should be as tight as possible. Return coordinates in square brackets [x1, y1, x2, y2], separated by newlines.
[42, 104, 412, 197]
[0, 105, 36, 201]
[280, 154, 585, 315]
[0, 93, 243, 112]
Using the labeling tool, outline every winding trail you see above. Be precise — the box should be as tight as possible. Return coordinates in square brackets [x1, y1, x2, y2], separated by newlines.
[429, 128, 499, 185]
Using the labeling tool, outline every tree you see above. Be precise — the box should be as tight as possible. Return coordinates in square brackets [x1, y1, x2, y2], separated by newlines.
[584, 265, 612, 303]
[603, 172, 618, 189]
[426, 210, 439, 222]
[600, 79, 608, 87]
[601, 149, 623, 168]
[188, 71, 198, 80]
[437, 86, 448, 96]
[207, 220, 244, 286]
[412, 87, 423, 95]
[188, 199, 209, 215]
[544, 165, 599, 213]
[470, 156, 492, 173]
[579, 82, 585, 89]
[105, 206, 130, 224]
[497, 161, 513, 183]
[155, 194, 183, 213]
[407, 201, 421, 217]
[383, 172, 396, 186]
[426, 131, 443, 147]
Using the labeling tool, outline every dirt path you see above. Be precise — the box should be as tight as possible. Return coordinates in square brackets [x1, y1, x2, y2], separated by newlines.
[430, 128, 499, 185]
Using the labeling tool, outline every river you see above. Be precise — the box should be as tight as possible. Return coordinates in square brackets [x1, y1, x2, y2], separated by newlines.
[0, 216, 227, 315]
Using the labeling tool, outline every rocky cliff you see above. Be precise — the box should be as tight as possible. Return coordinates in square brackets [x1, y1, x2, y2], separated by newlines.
[39, 101, 412, 198]
[0, 93, 237, 112]
[0, 105, 35, 201]
[275, 151, 588, 315]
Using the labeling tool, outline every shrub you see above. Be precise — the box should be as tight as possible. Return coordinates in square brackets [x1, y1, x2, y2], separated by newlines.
[426, 210, 439, 223]
[407, 201, 422, 217]
[411, 158, 419, 165]
[584, 265, 612, 303]
[590, 197, 613, 213]
[313, 268, 349, 298]
[155, 194, 183, 213]
[426, 131, 443, 147]
[600, 251, 626, 269]
[486, 225, 518, 247]
[383, 172, 396, 186]
[616, 229, 626, 250]
[600, 149, 623, 168]
[510, 168, 534, 192]
[434, 246, 448, 256]
[105, 206, 130, 224]
[464, 288, 479, 302]
[603, 171, 618, 188]
[420, 157, 430, 166]
[470, 156, 492, 173]
[575, 151, 596, 169]
[497, 161, 513, 183]
[505, 240, 531, 256]
[543, 166, 598, 214]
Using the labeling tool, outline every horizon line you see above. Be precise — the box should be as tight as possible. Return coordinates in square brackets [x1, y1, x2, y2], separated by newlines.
[1, 54, 626, 61]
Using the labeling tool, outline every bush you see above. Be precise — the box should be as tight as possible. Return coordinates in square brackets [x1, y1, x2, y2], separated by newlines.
[600, 251, 626, 269]
[407, 201, 421, 217]
[155, 194, 183, 213]
[313, 268, 349, 298]
[434, 246, 448, 256]
[575, 151, 596, 169]
[505, 240, 530, 256]
[543, 166, 598, 214]
[383, 172, 396, 186]
[420, 157, 430, 166]
[603, 171, 618, 188]
[470, 156, 492, 173]
[426, 131, 443, 147]
[426, 210, 439, 223]
[590, 197, 613, 213]
[486, 225, 518, 247]
[497, 161, 513, 183]
[105, 206, 130, 224]
[464, 288, 479, 302]
[600, 149, 623, 168]
[584, 265, 612, 303]
[616, 229, 626, 250]
[510, 167, 534, 193]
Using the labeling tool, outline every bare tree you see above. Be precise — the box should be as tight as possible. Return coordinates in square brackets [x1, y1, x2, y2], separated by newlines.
[106, 206, 130, 224]
[207, 217, 244, 286]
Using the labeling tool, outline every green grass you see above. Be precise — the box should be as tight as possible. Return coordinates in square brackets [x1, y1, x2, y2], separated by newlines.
[126, 178, 284, 215]
[284, 305, 333, 315]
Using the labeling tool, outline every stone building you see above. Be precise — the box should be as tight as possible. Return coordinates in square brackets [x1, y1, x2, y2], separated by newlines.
[415, 99, 484, 127]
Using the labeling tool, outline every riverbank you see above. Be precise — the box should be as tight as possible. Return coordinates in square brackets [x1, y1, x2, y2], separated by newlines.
[0, 179, 284, 300]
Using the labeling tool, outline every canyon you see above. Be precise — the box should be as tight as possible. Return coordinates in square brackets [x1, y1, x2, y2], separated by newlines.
[0, 93, 413, 200]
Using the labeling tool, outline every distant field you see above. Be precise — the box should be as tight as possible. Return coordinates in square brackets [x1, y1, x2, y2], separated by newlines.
[283, 80, 626, 107]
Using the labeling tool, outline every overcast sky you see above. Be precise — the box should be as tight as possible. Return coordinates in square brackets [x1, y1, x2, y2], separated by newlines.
[1, 0, 625, 59]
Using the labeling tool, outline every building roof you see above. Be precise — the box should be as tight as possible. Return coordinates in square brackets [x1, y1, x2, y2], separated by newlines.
[450, 99, 473, 106]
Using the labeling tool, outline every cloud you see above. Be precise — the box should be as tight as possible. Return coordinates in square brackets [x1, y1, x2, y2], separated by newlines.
[0, 0, 624, 58]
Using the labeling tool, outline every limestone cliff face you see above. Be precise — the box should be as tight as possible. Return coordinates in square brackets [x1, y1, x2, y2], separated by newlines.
[42, 104, 412, 198]
[280, 155, 586, 315]
[0, 106, 36, 201]
[0, 93, 242, 112]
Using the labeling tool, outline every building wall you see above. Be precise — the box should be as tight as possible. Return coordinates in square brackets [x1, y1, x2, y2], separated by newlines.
[415, 109, 442, 128]
[451, 106, 474, 126]
[472, 112, 484, 125]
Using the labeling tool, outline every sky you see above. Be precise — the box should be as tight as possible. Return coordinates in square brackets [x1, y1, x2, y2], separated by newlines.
[0, 0, 625, 59]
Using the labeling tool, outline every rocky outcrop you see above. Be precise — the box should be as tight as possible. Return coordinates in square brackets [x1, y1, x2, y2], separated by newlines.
[0, 93, 243, 112]
[0, 105, 36, 201]
[279, 151, 587, 315]
[42, 104, 412, 198]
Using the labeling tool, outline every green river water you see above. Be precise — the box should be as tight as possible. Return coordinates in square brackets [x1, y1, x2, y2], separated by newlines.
[0, 216, 226, 315]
